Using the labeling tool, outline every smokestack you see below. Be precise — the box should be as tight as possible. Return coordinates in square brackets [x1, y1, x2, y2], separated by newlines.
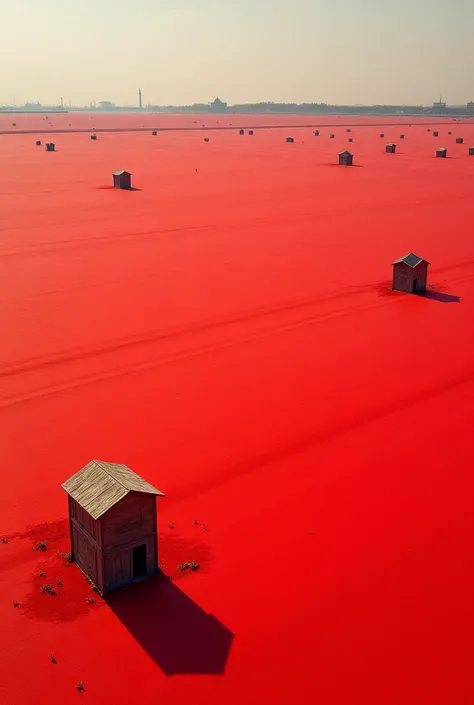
[139, 88, 142, 109]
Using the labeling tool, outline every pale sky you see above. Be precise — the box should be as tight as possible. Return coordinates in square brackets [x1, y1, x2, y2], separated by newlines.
[1, 0, 473, 106]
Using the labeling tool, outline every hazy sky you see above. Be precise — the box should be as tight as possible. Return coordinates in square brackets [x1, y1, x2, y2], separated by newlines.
[1, 0, 473, 106]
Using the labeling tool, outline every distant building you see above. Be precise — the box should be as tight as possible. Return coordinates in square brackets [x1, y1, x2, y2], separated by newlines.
[400, 134, 405, 139]
[313, 130, 319, 136]
[348, 137, 353, 142]
[98, 101, 115, 110]
[338, 150, 353, 166]
[392, 253, 429, 294]
[386, 143, 396, 153]
[286, 136, 294, 143]
[45, 143, 55, 152]
[239, 129, 244, 135]
[62, 460, 165, 595]
[209, 97, 228, 113]
[36, 140, 42, 146]
[433, 131, 439, 137]
[112, 170, 132, 189]
[436, 147, 447, 158]
[432, 96, 446, 111]
[456, 137, 464, 144]
[152, 130, 157, 136]
[248, 130, 254, 135]
[139, 89, 143, 110]
[380, 133, 385, 138]
[90, 134, 97, 140]
[469, 147, 474, 156]
[330, 133, 335, 138]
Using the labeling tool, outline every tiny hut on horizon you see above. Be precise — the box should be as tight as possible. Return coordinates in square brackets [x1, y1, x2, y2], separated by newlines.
[469, 147, 474, 156]
[62, 460, 165, 595]
[286, 136, 294, 143]
[400, 134, 405, 139]
[36, 140, 42, 146]
[392, 253, 429, 294]
[314, 130, 320, 136]
[433, 131, 439, 137]
[386, 143, 396, 153]
[45, 143, 55, 152]
[338, 150, 353, 166]
[436, 147, 447, 158]
[380, 133, 385, 138]
[330, 133, 335, 139]
[456, 137, 464, 144]
[239, 129, 245, 135]
[249, 130, 254, 135]
[152, 130, 158, 136]
[112, 170, 132, 189]
[90, 134, 97, 140]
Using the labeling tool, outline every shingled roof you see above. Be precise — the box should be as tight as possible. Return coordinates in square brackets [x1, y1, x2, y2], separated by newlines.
[112, 170, 131, 176]
[62, 460, 165, 520]
[392, 253, 429, 268]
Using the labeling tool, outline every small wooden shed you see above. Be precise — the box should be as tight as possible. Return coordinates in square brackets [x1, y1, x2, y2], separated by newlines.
[338, 150, 353, 166]
[36, 140, 42, 146]
[436, 147, 447, 158]
[469, 147, 474, 156]
[152, 130, 158, 136]
[386, 143, 396, 153]
[90, 134, 97, 140]
[62, 460, 165, 595]
[380, 133, 385, 138]
[112, 170, 132, 189]
[456, 137, 464, 144]
[400, 134, 405, 139]
[239, 129, 245, 135]
[346, 128, 351, 133]
[249, 130, 254, 135]
[433, 131, 439, 137]
[348, 138, 353, 142]
[392, 253, 429, 294]
[45, 143, 55, 152]
[204, 137, 210, 142]
[330, 133, 335, 139]
[286, 136, 294, 143]
[314, 130, 320, 136]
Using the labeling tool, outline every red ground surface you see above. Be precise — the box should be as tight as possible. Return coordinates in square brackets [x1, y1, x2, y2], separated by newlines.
[0, 114, 473, 705]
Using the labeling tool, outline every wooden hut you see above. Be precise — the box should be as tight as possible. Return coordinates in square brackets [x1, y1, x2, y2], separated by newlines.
[348, 138, 353, 142]
[239, 129, 245, 135]
[448, 131, 452, 135]
[330, 133, 335, 139]
[249, 130, 254, 135]
[286, 137, 294, 143]
[400, 134, 405, 139]
[338, 150, 353, 166]
[433, 131, 439, 137]
[456, 137, 464, 144]
[314, 130, 320, 136]
[469, 147, 474, 156]
[90, 134, 97, 140]
[36, 140, 42, 146]
[204, 137, 210, 142]
[112, 170, 132, 189]
[62, 460, 165, 595]
[380, 133, 385, 138]
[45, 143, 55, 152]
[346, 128, 351, 133]
[392, 253, 429, 294]
[152, 131, 158, 136]
[386, 143, 396, 153]
[436, 147, 447, 158]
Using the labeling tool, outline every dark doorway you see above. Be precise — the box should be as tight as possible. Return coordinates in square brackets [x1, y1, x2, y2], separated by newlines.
[133, 544, 147, 578]
[412, 278, 417, 293]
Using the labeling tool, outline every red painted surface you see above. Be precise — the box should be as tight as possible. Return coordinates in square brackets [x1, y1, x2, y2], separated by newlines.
[0, 114, 473, 705]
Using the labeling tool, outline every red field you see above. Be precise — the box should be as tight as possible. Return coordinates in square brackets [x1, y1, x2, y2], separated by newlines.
[1, 113, 473, 705]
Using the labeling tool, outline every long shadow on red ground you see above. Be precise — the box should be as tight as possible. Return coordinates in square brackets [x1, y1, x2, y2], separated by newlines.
[106, 575, 233, 676]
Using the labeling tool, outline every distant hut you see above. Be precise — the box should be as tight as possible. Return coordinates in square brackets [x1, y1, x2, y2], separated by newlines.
[348, 137, 353, 142]
[62, 460, 165, 595]
[400, 134, 405, 139]
[90, 134, 97, 140]
[386, 143, 396, 153]
[338, 150, 353, 166]
[380, 133, 385, 138]
[239, 129, 245, 135]
[112, 170, 132, 189]
[427, 128, 431, 132]
[329, 133, 335, 139]
[436, 147, 447, 158]
[286, 137, 294, 143]
[346, 128, 351, 133]
[36, 140, 42, 146]
[12, 122, 16, 127]
[249, 130, 254, 135]
[45, 143, 55, 152]
[456, 137, 464, 144]
[152, 131, 158, 136]
[448, 131, 452, 135]
[469, 147, 474, 156]
[433, 131, 439, 137]
[204, 137, 210, 142]
[313, 130, 320, 136]
[392, 253, 429, 294]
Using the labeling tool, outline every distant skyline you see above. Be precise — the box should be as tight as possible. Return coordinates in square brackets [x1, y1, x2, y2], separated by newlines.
[1, 0, 473, 106]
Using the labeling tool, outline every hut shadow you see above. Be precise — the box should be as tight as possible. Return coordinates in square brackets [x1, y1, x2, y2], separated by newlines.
[422, 290, 461, 303]
[107, 574, 233, 676]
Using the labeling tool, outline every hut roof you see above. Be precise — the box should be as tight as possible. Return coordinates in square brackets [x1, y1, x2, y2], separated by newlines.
[392, 253, 429, 268]
[112, 170, 131, 176]
[339, 150, 353, 156]
[62, 460, 164, 520]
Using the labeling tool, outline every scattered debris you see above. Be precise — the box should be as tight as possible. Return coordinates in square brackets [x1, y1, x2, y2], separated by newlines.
[1, 536, 9, 544]
[193, 519, 199, 526]
[34, 541, 47, 552]
[91, 585, 99, 593]
[77, 681, 85, 693]
[56, 579, 63, 587]
[58, 551, 72, 562]
[50, 654, 57, 664]
[168, 522, 175, 529]
[38, 571, 46, 578]
[13, 601, 20, 608]
[85, 596, 96, 604]
[203, 525, 209, 532]
[40, 584, 56, 596]
[177, 561, 200, 572]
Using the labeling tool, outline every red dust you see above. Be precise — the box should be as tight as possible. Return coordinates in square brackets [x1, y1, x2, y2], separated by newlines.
[0, 114, 474, 705]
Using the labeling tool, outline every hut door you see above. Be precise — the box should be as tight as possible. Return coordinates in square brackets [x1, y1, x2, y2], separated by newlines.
[412, 278, 417, 293]
[133, 544, 147, 578]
